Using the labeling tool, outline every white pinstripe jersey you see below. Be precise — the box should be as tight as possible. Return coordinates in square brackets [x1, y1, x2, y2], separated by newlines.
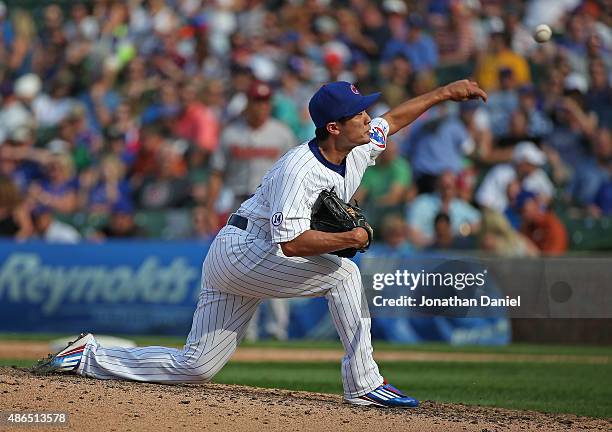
[236, 117, 389, 244]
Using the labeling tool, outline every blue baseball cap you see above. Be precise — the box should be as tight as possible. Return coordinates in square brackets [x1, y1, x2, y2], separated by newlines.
[308, 82, 381, 129]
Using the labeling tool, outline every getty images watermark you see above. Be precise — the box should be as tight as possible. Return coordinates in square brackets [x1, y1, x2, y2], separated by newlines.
[371, 269, 520, 308]
[359, 256, 612, 319]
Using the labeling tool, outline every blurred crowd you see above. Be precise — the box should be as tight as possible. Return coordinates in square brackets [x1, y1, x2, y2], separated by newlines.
[0, 0, 610, 256]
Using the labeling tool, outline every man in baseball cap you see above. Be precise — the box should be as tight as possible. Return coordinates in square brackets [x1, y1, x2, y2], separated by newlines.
[309, 81, 380, 130]
[247, 80, 273, 100]
[300, 78, 486, 408]
[307, 79, 486, 168]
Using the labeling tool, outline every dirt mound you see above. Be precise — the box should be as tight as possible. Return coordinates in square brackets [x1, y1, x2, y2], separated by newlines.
[1, 367, 608, 432]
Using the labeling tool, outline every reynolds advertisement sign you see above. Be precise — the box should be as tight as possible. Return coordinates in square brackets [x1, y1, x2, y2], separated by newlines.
[0, 241, 205, 335]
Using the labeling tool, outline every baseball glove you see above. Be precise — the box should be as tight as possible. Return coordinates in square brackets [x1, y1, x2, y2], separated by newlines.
[310, 188, 373, 258]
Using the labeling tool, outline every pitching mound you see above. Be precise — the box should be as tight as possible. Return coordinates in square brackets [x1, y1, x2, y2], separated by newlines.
[1, 368, 608, 432]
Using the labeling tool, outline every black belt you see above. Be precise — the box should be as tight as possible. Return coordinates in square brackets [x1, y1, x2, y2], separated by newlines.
[227, 214, 248, 230]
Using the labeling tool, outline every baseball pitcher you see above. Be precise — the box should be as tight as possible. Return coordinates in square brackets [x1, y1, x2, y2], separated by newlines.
[34, 79, 486, 408]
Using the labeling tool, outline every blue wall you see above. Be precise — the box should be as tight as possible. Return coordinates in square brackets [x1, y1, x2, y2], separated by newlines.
[0, 241, 510, 344]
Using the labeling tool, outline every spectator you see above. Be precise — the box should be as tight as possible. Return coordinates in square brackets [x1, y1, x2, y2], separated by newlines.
[140, 80, 181, 127]
[478, 208, 539, 257]
[516, 84, 553, 138]
[503, 179, 524, 230]
[405, 103, 479, 193]
[374, 213, 415, 255]
[80, 154, 132, 216]
[31, 205, 81, 244]
[456, 166, 479, 203]
[476, 141, 554, 212]
[475, 30, 531, 91]
[545, 87, 598, 169]
[207, 81, 297, 227]
[504, 6, 537, 57]
[361, 4, 391, 60]
[27, 151, 79, 215]
[130, 125, 167, 189]
[32, 73, 76, 128]
[120, 56, 160, 113]
[585, 58, 611, 128]
[0, 176, 32, 239]
[6, 8, 37, 77]
[0, 79, 35, 141]
[58, 104, 102, 171]
[558, 13, 588, 69]
[0, 127, 44, 192]
[79, 68, 122, 134]
[273, 70, 314, 142]
[495, 110, 534, 161]
[382, 13, 438, 73]
[430, 1, 477, 66]
[429, 212, 477, 250]
[106, 102, 140, 166]
[190, 205, 216, 242]
[353, 139, 412, 228]
[336, 8, 378, 65]
[458, 99, 493, 165]
[407, 171, 481, 247]
[0, 2, 13, 69]
[486, 68, 519, 137]
[517, 190, 568, 255]
[570, 128, 611, 207]
[136, 140, 190, 209]
[173, 81, 220, 155]
[381, 54, 415, 108]
[96, 201, 147, 239]
[486, 106, 546, 165]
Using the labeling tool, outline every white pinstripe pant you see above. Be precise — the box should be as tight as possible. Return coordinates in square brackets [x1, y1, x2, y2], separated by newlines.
[77, 225, 384, 398]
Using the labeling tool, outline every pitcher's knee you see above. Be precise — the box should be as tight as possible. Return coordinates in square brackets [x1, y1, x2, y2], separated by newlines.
[189, 364, 217, 382]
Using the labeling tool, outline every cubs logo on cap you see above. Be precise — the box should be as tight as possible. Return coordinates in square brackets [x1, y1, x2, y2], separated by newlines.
[308, 81, 381, 129]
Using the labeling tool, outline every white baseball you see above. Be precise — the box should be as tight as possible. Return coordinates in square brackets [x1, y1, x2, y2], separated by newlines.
[534, 24, 552, 43]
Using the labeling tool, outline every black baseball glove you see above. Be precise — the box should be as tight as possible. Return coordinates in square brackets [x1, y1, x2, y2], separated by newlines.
[310, 188, 373, 258]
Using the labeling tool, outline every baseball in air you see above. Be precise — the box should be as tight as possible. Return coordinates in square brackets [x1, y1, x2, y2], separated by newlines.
[533, 24, 552, 43]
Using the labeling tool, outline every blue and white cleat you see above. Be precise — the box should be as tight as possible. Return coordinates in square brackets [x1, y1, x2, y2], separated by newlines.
[346, 381, 419, 408]
[31, 333, 94, 375]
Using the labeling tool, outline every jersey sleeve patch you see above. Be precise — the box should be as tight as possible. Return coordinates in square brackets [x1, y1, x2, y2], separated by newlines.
[369, 117, 389, 150]
[370, 125, 386, 148]
[271, 212, 284, 226]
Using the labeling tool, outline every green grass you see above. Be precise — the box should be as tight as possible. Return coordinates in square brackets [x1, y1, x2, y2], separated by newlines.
[1, 333, 611, 356]
[1, 359, 31, 368]
[2, 357, 610, 418]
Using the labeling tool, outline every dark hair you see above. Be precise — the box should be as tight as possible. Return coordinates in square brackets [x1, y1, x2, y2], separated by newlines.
[314, 116, 353, 141]
[315, 127, 330, 140]
[434, 212, 451, 226]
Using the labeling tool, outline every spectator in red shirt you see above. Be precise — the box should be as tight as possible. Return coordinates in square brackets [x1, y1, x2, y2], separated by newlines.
[517, 190, 568, 255]
[173, 81, 220, 155]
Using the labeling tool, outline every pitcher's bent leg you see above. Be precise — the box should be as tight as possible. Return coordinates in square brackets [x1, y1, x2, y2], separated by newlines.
[206, 232, 384, 397]
[77, 288, 260, 382]
[325, 259, 383, 399]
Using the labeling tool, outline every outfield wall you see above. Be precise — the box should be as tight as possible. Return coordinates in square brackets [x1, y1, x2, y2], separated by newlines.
[2, 240, 606, 344]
